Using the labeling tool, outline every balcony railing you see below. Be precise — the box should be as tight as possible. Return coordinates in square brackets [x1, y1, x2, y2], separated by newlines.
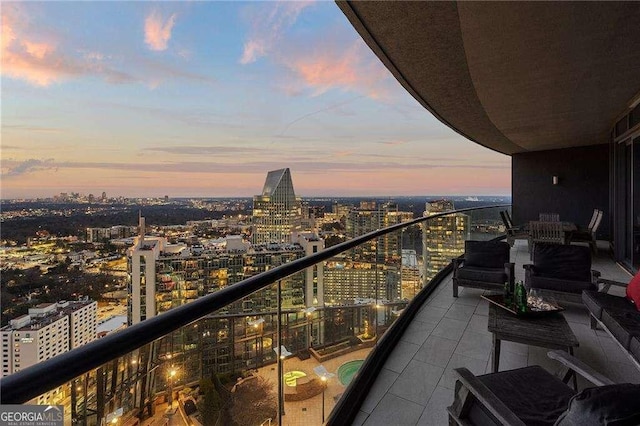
[1, 205, 509, 426]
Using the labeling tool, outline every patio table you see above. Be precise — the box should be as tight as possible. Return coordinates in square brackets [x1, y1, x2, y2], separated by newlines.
[488, 304, 579, 374]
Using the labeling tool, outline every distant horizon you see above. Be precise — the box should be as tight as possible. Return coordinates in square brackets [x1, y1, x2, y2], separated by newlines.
[1, 193, 512, 202]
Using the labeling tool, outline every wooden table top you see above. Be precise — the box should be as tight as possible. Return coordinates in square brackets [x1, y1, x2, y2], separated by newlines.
[488, 304, 579, 348]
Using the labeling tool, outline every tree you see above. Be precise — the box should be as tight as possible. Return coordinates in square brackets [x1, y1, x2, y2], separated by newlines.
[324, 235, 347, 248]
[229, 377, 277, 426]
[197, 378, 222, 426]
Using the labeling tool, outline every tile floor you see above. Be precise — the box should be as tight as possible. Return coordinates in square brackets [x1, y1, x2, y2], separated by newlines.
[353, 241, 639, 426]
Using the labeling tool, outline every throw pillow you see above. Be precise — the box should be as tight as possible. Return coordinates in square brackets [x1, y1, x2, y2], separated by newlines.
[554, 383, 640, 426]
[626, 270, 640, 311]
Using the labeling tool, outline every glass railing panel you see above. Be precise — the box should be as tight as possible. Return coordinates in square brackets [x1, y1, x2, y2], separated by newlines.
[10, 205, 509, 426]
[26, 289, 288, 426]
[322, 205, 507, 423]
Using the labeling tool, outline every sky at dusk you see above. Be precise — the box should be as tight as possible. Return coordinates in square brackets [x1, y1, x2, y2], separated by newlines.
[1, 1, 511, 199]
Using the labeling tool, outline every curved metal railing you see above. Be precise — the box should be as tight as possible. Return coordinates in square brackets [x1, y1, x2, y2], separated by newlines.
[0, 204, 509, 408]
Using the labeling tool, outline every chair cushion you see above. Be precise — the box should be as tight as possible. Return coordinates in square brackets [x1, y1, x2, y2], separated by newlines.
[569, 230, 592, 242]
[464, 240, 510, 269]
[601, 309, 640, 349]
[457, 266, 507, 284]
[478, 366, 574, 425]
[534, 243, 591, 281]
[529, 275, 596, 294]
[626, 270, 640, 311]
[631, 336, 640, 362]
[582, 291, 637, 319]
[554, 383, 640, 426]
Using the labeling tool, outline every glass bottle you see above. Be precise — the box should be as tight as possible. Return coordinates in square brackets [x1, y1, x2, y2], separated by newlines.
[504, 281, 512, 306]
[515, 281, 528, 314]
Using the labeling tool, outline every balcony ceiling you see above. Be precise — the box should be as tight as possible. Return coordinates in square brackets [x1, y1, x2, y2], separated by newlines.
[337, 1, 640, 155]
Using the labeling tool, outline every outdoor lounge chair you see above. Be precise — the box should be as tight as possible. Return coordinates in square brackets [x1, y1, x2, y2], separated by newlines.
[448, 350, 640, 426]
[452, 240, 514, 297]
[568, 209, 603, 254]
[524, 243, 600, 305]
[500, 211, 528, 247]
[528, 221, 565, 259]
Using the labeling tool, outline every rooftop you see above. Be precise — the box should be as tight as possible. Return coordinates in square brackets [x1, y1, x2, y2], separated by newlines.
[4, 301, 95, 331]
[351, 240, 639, 426]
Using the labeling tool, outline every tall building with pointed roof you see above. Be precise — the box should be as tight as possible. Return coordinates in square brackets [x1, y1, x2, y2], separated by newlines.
[252, 168, 302, 244]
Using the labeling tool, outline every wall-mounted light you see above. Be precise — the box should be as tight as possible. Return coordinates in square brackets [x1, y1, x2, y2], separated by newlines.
[552, 176, 559, 185]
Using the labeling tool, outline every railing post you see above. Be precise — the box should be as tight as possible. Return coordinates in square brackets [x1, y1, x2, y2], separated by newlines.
[277, 280, 284, 423]
[96, 366, 105, 424]
[375, 238, 379, 339]
[70, 377, 78, 422]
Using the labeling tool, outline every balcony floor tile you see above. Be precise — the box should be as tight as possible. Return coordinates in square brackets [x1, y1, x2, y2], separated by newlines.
[363, 393, 425, 426]
[355, 240, 637, 425]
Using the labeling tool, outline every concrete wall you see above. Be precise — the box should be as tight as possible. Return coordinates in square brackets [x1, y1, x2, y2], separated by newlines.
[512, 144, 610, 239]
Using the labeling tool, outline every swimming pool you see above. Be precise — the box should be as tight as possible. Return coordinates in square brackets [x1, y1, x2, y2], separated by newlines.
[337, 360, 364, 386]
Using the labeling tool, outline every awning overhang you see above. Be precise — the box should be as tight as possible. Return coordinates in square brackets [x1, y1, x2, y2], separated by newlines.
[337, 1, 640, 155]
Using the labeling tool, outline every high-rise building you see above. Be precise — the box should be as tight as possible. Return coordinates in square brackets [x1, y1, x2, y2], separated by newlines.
[128, 217, 323, 325]
[252, 168, 302, 244]
[401, 249, 422, 300]
[1, 300, 97, 405]
[323, 261, 391, 304]
[346, 201, 404, 263]
[127, 216, 324, 386]
[337, 202, 408, 301]
[127, 216, 167, 324]
[1, 300, 97, 377]
[422, 200, 470, 283]
[87, 225, 137, 243]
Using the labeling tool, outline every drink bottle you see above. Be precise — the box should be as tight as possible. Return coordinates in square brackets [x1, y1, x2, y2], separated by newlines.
[515, 281, 528, 314]
[504, 281, 512, 306]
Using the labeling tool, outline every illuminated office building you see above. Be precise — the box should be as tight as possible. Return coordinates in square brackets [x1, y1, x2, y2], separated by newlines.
[323, 261, 397, 304]
[86, 225, 137, 243]
[128, 227, 323, 325]
[422, 200, 470, 283]
[127, 225, 323, 386]
[339, 202, 409, 301]
[252, 168, 302, 244]
[401, 249, 422, 300]
[346, 201, 405, 263]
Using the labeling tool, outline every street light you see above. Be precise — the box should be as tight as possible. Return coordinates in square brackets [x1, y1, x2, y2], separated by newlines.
[313, 365, 335, 423]
[249, 317, 265, 368]
[273, 345, 291, 418]
[302, 307, 316, 348]
[248, 317, 265, 328]
[167, 367, 178, 408]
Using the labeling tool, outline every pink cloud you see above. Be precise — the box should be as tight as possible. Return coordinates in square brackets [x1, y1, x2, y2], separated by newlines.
[240, 40, 267, 65]
[382, 140, 407, 146]
[1, 5, 134, 87]
[1, 10, 68, 86]
[284, 41, 390, 98]
[240, 1, 315, 64]
[1, 5, 204, 89]
[239, 3, 392, 99]
[144, 10, 177, 51]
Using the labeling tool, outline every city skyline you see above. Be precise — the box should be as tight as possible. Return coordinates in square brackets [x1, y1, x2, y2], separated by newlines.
[1, 1, 511, 199]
